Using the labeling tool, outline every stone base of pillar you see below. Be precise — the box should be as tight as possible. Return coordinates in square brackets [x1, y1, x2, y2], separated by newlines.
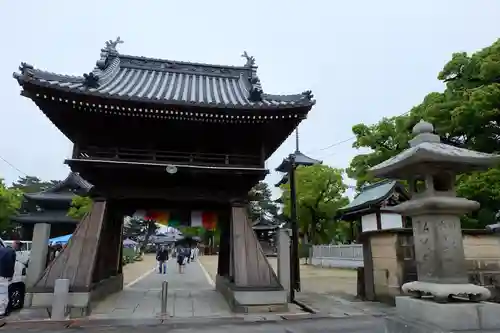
[385, 296, 500, 332]
[23, 274, 123, 318]
[215, 275, 288, 313]
[402, 281, 491, 302]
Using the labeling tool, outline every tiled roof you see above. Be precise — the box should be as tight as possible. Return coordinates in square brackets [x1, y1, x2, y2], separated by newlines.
[11, 211, 78, 225]
[339, 180, 397, 213]
[24, 172, 92, 202]
[275, 150, 322, 173]
[13, 38, 315, 110]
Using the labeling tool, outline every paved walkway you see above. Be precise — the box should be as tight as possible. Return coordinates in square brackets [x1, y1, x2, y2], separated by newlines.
[90, 258, 232, 319]
[199, 255, 393, 318]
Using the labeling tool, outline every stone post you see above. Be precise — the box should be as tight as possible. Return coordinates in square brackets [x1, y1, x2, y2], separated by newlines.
[24, 222, 51, 306]
[51, 279, 69, 320]
[277, 228, 291, 301]
[412, 214, 468, 285]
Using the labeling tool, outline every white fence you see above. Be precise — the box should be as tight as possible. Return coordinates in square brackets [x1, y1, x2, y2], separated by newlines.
[310, 244, 364, 268]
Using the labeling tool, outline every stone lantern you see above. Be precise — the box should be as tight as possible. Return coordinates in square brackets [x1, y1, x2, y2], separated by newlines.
[370, 120, 500, 331]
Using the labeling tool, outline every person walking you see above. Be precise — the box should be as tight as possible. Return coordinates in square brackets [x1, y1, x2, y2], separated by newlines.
[156, 245, 169, 274]
[176, 247, 187, 274]
[0, 244, 16, 317]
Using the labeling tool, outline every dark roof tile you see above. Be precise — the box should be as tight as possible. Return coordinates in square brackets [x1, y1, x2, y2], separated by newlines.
[14, 40, 315, 110]
[24, 172, 92, 202]
[12, 211, 78, 225]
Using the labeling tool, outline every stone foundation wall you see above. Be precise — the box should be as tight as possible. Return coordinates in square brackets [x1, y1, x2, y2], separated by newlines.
[362, 228, 500, 304]
[369, 233, 401, 304]
[465, 234, 500, 301]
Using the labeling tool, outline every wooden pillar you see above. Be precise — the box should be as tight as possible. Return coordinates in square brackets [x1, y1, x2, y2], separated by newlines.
[217, 211, 230, 277]
[376, 210, 382, 230]
[32, 200, 107, 292]
[93, 200, 124, 283]
[229, 201, 280, 288]
[361, 235, 375, 300]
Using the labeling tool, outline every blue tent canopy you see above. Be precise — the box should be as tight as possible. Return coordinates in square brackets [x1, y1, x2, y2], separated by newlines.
[49, 234, 72, 245]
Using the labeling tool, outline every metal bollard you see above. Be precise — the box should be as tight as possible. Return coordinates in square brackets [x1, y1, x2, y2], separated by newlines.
[161, 281, 168, 314]
[51, 278, 69, 320]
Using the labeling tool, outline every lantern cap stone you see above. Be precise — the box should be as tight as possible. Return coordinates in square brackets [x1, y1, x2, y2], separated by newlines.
[413, 119, 434, 135]
[368, 119, 500, 179]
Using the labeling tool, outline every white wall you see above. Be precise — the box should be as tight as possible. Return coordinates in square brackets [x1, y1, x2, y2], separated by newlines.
[381, 212, 403, 229]
[362, 212, 403, 232]
[361, 213, 378, 232]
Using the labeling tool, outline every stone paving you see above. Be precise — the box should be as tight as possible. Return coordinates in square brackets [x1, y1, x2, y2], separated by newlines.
[122, 253, 157, 285]
[90, 258, 232, 319]
[0, 316, 386, 332]
[199, 255, 393, 318]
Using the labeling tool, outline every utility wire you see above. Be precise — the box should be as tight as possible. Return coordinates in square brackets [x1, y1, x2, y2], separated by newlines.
[0, 154, 28, 177]
[304, 110, 412, 158]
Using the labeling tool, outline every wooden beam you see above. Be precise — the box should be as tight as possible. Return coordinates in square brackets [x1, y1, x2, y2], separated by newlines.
[230, 204, 281, 288]
[33, 201, 107, 292]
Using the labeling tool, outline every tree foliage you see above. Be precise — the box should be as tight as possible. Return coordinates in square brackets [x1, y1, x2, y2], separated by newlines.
[67, 195, 93, 220]
[0, 179, 22, 237]
[123, 217, 158, 249]
[280, 165, 349, 244]
[347, 38, 500, 228]
[11, 176, 59, 193]
[247, 181, 278, 224]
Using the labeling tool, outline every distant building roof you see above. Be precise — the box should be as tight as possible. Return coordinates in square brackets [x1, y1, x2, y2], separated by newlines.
[23, 172, 92, 202]
[252, 218, 280, 230]
[275, 151, 322, 173]
[11, 210, 78, 225]
[339, 180, 406, 216]
[14, 38, 315, 111]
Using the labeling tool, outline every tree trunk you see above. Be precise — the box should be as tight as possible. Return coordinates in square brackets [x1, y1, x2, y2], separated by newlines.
[141, 222, 156, 252]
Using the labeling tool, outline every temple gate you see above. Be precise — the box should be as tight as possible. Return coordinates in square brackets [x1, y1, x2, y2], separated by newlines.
[13, 38, 315, 315]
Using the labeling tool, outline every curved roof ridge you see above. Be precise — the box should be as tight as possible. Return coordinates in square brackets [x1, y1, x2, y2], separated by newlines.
[24, 172, 92, 198]
[94, 56, 121, 86]
[360, 179, 395, 192]
[13, 62, 84, 84]
[14, 39, 315, 110]
[118, 53, 252, 71]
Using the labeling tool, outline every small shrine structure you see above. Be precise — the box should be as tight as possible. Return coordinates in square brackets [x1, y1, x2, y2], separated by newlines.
[339, 180, 409, 239]
[252, 218, 280, 255]
[370, 120, 500, 332]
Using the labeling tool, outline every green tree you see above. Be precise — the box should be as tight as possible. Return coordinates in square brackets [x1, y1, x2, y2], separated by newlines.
[123, 217, 158, 249]
[347, 38, 500, 227]
[0, 179, 23, 237]
[280, 165, 349, 245]
[67, 195, 93, 220]
[247, 181, 279, 224]
[11, 176, 59, 193]
[177, 226, 205, 238]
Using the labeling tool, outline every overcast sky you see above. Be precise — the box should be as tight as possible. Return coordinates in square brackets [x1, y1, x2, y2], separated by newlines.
[0, 0, 499, 199]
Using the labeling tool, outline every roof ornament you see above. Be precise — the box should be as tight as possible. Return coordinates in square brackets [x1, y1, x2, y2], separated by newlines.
[83, 72, 99, 89]
[96, 37, 123, 70]
[248, 77, 263, 102]
[301, 90, 314, 100]
[18, 62, 34, 78]
[409, 119, 440, 147]
[241, 51, 256, 67]
[104, 37, 124, 53]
